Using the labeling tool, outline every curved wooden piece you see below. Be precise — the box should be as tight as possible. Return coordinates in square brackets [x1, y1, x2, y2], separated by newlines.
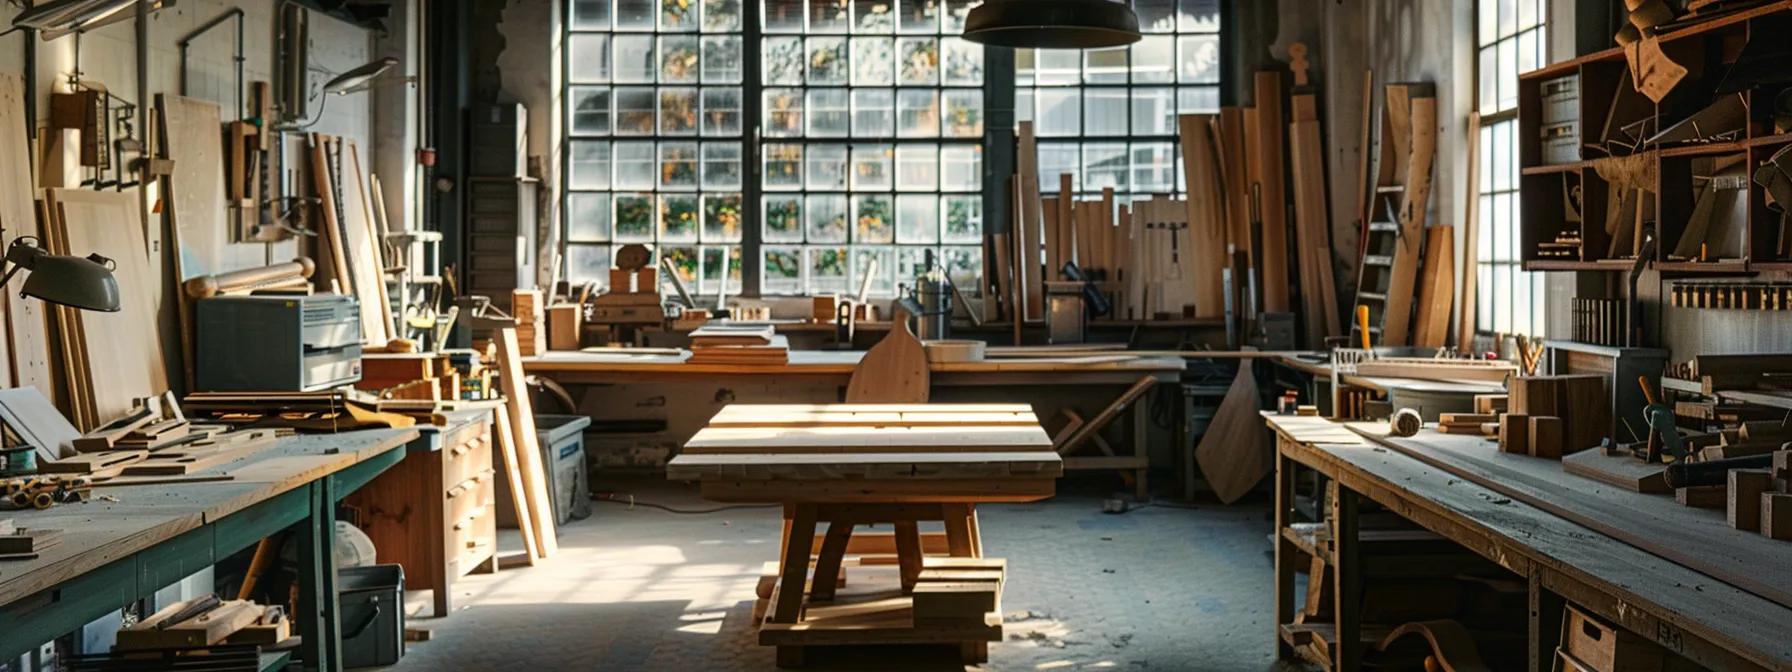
[1377, 620, 1493, 672]
[845, 317, 929, 403]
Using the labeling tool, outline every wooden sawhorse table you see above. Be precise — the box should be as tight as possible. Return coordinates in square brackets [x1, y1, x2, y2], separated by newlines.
[668, 404, 1063, 668]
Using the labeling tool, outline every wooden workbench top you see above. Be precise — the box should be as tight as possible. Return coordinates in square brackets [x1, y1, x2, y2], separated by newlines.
[1267, 414, 1792, 671]
[0, 428, 418, 607]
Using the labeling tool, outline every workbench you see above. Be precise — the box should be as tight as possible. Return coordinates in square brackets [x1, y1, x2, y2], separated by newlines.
[0, 428, 420, 671]
[1265, 413, 1792, 672]
[667, 404, 1061, 667]
[527, 351, 1180, 496]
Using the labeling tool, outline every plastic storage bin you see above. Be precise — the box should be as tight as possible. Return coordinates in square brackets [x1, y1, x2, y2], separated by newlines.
[340, 564, 405, 669]
[497, 415, 592, 527]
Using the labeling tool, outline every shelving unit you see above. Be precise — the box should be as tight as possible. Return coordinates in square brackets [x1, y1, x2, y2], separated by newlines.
[1517, 1, 1792, 273]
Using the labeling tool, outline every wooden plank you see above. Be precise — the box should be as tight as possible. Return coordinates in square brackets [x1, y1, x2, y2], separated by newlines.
[707, 410, 1038, 428]
[1179, 114, 1229, 319]
[308, 134, 353, 294]
[1287, 96, 1341, 343]
[491, 409, 537, 567]
[1350, 360, 1514, 383]
[1017, 122, 1043, 321]
[0, 388, 80, 461]
[49, 189, 167, 423]
[668, 451, 1063, 481]
[157, 95, 228, 283]
[1412, 225, 1455, 348]
[1381, 91, 1438, 345]
[683, 425, 1051, 454]
[495, 328, 559, 558]
[1042, 196, 1061, 281]
[342, 142, 394, 345]
[990, 232, 1011, 323]
[1362, 428, 1792, 612]
[1252, 72, 1290, 312]
[1057, 175, 1075, 274]
[1456, 111, 1482, 349]
[1218, 107, 1252, 257]
[0, 74, 49, 396]
[1355, 70, 1377, 244]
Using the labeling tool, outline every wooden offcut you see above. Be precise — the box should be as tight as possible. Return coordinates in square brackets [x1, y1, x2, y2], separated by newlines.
[1499, 414, 1529, 455]
[1729, 469, 1772, 530]
[1195, 360, 1271, 504]
[1528, 416, 1564, 459]
[1763, 493, 1792, 540]
[1017, 122, 1044, 321]
[1456, 111, 1483, 349]
[845, 317, 929, 404]
[1412, 225, 1456, 349]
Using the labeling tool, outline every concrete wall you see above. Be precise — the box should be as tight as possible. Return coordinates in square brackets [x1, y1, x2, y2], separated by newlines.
[494, 0, 563, 288]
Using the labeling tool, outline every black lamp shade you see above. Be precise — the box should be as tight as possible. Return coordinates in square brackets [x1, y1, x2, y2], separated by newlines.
[21, 253, 120, 312]
[963, 0, 1142, 49]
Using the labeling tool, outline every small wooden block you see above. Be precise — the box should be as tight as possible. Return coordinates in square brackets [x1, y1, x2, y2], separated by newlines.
[1729, 469, 1773, 530]
[1474, 394, 1508, 414]
[161, 601, 263, 647]
[812, 295, 841, 321]
[1440, 413, 1497, 425]
[1528, 416, 1564, 459]
[636, 266, 659, 289]
[608, 268, 634, 292]
[1764, 493, 1792, 540]
[224, 619, 290, 646]
[1674, 485, 1726, 509]
[1775, 450, 1791, 492]
[1499, 414, 1529, 455]
[912, 582, 1001, 619]
[920, 557, 1006, 571]
[0, 529, 63, 554]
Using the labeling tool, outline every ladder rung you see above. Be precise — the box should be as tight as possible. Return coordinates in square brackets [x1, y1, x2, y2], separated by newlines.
[1357, 292, 1387, 302]
[1376, 185, 1405, 194]
[1368, 222, 1398, 232]
[1364, 255, 1393, 267]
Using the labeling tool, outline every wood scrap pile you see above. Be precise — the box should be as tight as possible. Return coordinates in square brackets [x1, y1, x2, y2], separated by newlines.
[1664, 353, 1792, 394]
[687, 325, 789, 365]
[182, 390, 420, 431]
[115, 595, 291, 652]
[356, 352, 462, 402]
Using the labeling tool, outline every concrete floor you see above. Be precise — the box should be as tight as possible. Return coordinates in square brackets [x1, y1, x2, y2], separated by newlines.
[382, 480, 1300, 672]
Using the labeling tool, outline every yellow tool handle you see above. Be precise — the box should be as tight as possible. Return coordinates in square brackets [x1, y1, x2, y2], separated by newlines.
[1639, 375, 1657, 405]
[1356, 305, 1371, 350]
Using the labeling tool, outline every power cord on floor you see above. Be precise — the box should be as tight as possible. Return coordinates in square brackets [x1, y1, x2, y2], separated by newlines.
[589, 492, 780, 515]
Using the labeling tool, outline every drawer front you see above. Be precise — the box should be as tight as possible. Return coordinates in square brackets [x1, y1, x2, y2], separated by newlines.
[442, 421, 493, 487]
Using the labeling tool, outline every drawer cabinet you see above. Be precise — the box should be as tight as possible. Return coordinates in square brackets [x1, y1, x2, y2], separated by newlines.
[343, 415, 497, 617]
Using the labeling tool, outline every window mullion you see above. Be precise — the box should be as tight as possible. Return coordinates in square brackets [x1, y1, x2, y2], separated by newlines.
[743, 0, 765, 296]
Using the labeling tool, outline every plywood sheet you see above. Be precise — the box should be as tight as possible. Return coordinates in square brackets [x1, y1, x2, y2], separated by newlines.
[341, 141, 394, 345]
[1179, 114, 1229, 319]
[1381, 93, 1438, 345]
[0, 73, 51, 395]
[1412, 225, 1455, 348]
[49, 189, 167, 424]
[1252, 72, 1289, 312]
[1195, 359, 1271, 503]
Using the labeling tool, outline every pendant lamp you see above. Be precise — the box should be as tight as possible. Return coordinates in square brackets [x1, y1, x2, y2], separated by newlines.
[962, 0, 1142, 49]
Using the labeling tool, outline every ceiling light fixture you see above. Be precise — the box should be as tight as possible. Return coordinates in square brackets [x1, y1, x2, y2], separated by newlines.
[962, 0, 1142, 50]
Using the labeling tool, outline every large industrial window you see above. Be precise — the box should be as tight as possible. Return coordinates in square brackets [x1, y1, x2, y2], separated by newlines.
[565, 0, 748, 296]
[562, 0, 1224, 296]
[1475, 0, 1546, 336]
[758, 0, 986, 296]
[1015, 0, 1219, 202]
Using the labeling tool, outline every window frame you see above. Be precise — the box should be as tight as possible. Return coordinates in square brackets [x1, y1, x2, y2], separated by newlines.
[1473, 0, 1547, 338]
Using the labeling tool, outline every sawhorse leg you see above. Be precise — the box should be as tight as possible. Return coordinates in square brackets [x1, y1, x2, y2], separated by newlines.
[1273, 448, 1297, 661]
[298, 479, 343, 672]
[1330, 484, 1361, 672]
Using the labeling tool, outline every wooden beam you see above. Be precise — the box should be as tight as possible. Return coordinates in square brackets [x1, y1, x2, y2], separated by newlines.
[1288, 94, 1340, 343]
[1017, 122, 1043, 320]
[1457, 111, 1482, 349]
[1252, 72, 1290, 312]
[1412, 225, 1455, 348]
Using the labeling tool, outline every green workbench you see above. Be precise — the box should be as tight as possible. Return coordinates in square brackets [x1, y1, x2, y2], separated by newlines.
[0, 428, 419, 671]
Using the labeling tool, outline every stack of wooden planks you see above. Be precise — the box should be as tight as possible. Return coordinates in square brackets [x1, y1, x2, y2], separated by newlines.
[513, 289, 547, 356]
[115, 597, 290, 651]
[687, 325, 789, 365]
[493, 327, 560, 564]
[181, 390, 421, 431]
[39, 188, 167, 431]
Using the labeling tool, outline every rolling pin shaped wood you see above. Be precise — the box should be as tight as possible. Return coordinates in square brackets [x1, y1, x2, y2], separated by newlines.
[184, 258, 316, 298]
